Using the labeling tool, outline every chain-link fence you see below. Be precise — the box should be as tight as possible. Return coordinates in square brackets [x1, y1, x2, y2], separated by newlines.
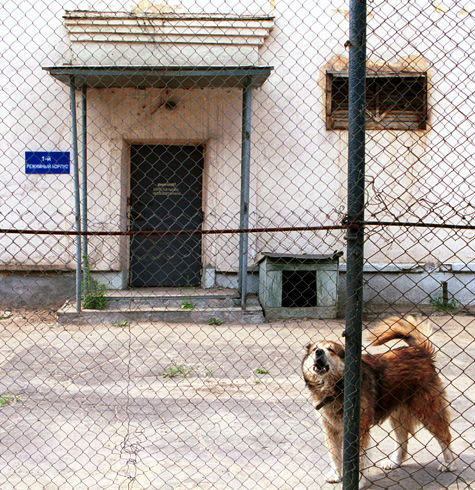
[1, 0, 474, 488]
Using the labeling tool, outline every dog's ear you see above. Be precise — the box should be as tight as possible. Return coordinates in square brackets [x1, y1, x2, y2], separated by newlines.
[305, 342, 314, 354]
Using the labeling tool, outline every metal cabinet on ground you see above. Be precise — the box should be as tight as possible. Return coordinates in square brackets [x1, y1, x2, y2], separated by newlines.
[258, 252, 343, 320]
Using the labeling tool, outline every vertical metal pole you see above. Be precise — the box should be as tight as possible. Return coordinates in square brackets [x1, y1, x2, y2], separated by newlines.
[343, 0, 366, 489]
[70, 76, 82, 312]
[81, 85, 88, 294]
[238, 78, 252, 309]
[442, 281, 448, 306]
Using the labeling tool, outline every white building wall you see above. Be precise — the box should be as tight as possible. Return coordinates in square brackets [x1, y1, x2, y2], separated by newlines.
[0, 0, 473, 281]
[251, 0, 474, 266]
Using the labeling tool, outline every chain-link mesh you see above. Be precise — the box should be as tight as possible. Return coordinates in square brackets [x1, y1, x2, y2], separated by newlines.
[1, 0, 474, 488]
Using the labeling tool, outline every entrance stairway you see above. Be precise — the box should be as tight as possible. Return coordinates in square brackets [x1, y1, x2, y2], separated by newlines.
[57, 288, 264, 325]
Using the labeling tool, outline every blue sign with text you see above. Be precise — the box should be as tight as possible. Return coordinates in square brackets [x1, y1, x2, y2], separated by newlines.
[25, 151, 70, 174]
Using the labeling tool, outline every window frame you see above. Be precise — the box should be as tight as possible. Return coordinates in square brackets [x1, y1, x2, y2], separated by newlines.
[325, 71, 428, 131]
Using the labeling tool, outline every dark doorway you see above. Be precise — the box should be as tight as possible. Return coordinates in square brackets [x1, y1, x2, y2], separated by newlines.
[129, 145, 203, 287]
[281, 270, 317, 307]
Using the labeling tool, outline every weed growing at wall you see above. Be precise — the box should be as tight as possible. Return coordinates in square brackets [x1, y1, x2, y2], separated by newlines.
[82, 256, 107, 310]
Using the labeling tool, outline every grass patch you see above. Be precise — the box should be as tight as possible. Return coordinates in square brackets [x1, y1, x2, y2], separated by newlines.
[430, 295, 458, 312]
[181, 301, 195, 310]
[255, 368, 269, 375]
[83, 286, 107, 310]
[113, 319, 129, 327]
[158, 362, 193, 379]
[0, 392, 20, 407]
[82, 255, 107, 310]
[208, 317, 223, 325]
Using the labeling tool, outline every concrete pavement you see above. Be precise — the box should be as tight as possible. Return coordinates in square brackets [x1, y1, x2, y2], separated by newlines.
[0, 312, 473, 489]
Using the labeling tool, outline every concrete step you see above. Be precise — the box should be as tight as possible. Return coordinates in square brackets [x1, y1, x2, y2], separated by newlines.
[106, 292, 239, 309]
[57, 289, 264, 325]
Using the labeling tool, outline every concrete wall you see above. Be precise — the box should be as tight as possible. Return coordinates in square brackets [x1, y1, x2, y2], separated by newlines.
[2, 266, 473, 312]
[0, 271, 75, 309]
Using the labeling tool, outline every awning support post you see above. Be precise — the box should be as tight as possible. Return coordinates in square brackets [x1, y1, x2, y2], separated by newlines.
[81, 85, 88, 293]
[70, 76, 82, 312]
[238, 77, 252, 309]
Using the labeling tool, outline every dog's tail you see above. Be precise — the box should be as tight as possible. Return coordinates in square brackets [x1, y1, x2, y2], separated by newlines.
[367, 315, 434, 357]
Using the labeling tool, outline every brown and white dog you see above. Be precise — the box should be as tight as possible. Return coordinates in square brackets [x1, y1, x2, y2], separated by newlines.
[302, 316, 457, 484]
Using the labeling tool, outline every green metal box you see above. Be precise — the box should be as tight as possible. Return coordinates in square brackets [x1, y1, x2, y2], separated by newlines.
[258, 252, 343, 320]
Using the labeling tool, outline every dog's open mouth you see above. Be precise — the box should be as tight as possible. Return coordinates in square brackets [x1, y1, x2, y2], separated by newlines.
[313, 360, 330, 375]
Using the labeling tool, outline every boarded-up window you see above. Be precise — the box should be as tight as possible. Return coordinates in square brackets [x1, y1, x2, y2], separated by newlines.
[326, 72, 427, 130]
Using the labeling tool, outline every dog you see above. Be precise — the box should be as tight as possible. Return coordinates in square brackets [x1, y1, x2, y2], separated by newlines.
[302, 315, 456, 484]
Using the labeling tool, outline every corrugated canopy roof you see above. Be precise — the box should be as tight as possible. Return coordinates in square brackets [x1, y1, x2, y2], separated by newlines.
[44, 65, 273, 89]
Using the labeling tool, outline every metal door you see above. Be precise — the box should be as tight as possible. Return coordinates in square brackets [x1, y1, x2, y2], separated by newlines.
[129, 145, 203, 287]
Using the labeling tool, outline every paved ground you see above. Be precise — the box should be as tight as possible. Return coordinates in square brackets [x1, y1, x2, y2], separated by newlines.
[0, 311, 473, 489]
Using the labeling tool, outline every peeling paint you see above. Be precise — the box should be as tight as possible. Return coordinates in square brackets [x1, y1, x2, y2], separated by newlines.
[331, 9, 349, 19]
[323, 54, 430, 75]
[130, 0, 178, 14]
[319, 54, 430, 103]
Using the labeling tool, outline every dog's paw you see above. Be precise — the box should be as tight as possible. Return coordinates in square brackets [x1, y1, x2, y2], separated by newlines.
[380, 458, 401, 470]
[438, 459, 457, 472]
[325, 470, 342, 483]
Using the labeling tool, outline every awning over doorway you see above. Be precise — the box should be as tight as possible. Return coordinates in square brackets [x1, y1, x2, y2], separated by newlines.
[44, 64, 272, 311]
[43, 65, 273, 89]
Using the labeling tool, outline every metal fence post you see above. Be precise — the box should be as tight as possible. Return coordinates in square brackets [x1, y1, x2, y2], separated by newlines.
[69, 76, 82, 312]
[343, 0, 367, 488]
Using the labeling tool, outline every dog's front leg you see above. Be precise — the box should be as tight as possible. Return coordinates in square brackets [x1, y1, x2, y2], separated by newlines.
[359, 420, 372, 488]
[323, 419, 343, 483]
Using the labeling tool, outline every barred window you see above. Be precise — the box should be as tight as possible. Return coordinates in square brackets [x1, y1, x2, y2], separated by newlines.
[326, 72, 427, 130]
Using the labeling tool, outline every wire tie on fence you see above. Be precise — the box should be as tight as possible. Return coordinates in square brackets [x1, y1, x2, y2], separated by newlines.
[342, 216, 362, 241]
[342, 215, 362, 228]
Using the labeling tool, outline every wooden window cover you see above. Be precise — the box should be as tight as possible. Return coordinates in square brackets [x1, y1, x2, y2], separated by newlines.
[326, 72, 427, 130]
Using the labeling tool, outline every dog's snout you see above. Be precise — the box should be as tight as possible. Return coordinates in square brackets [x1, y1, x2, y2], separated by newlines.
[315, 349, 324, 357]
